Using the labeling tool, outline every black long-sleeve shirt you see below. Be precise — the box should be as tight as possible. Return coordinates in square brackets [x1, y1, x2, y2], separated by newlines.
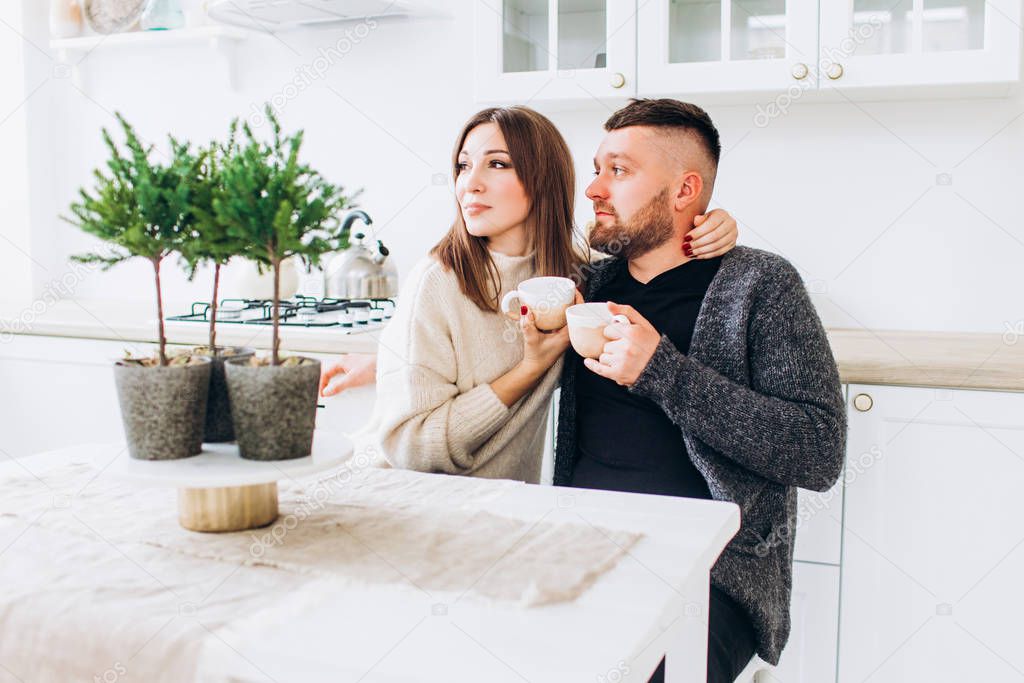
[570, 256, 722, 498]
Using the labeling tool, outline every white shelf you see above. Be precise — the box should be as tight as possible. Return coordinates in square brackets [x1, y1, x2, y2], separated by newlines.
[50, 25, 266, 89]
[205, 0, 421, 30]
[50, 24, 257, 53]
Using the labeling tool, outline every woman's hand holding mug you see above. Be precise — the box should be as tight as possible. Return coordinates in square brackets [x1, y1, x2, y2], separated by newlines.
[518, 305, 571, 374]
[490, 288, 580, 408]
[517, 287, 584, 374]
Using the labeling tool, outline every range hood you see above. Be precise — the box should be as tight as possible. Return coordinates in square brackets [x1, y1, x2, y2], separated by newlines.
[205, 0, 419, 29]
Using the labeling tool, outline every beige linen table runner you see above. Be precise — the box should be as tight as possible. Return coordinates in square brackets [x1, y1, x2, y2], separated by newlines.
[0, 455, 642, 680]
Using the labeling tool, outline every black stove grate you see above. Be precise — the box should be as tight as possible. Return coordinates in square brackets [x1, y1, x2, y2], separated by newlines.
[167, 296, 396, 329]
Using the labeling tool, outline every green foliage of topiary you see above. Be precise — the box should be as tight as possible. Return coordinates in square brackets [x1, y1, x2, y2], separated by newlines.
[65, 113, 201, 366]
[177, 130, 252, 353]
[209, 106, 358, 365]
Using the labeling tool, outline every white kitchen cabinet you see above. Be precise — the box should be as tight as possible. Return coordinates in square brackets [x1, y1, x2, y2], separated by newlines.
[638, 0, 1021, 98]
[0, 336, 375, 460]
[792, 384, 847, 566]
[773, 561, 841, 683]
[793, 475, 845, 565]
[818, 0, 1021, 91]
[476, 1, 1023, 103]
[1, 335, 125, 459]
[637, 0, 820, 96]
[838, 384, 1024, 682]
[473, 0, 637, 103]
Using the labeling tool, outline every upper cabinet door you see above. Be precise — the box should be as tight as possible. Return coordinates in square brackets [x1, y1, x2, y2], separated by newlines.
[818, 0, 1022, 90]
[474, 0, 637, 103]
[636, 0, 820, 96]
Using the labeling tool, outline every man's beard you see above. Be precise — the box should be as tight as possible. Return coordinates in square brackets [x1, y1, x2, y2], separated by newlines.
[589, 188, 675, 261]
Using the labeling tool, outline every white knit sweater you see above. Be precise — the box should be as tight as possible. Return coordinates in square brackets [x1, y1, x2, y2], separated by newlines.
[356, 250, 563, 484]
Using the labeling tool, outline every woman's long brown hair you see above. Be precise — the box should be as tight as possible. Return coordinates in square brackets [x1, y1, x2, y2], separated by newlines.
[431, 107, 589, 312]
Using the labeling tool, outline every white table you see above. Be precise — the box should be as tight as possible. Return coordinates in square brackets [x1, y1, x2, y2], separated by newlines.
[0, 445, 739, 683]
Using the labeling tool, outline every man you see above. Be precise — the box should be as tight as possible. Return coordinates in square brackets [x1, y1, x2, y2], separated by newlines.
[554, 98, 846, 682]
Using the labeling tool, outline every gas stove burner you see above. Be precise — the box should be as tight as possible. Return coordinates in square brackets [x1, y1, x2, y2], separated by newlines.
[166, 296, 396, 332]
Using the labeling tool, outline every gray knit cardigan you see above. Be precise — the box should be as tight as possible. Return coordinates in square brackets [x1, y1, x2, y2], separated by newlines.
[553, 246, 847, 665]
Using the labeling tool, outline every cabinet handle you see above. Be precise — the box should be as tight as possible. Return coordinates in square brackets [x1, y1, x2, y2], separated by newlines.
[609, 72, 626, 89]
[791, 63, 809, 80]
[826, 62, 844, 80]
[853, 393, 873, 412]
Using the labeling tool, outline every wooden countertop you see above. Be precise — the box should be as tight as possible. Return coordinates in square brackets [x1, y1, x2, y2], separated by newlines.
[4, 299, 1024, 392]
[827, 328, 1024, 392]
[0, 297, 379, 355]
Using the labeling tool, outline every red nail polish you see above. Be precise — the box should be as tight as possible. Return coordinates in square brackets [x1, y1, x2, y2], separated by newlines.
[520, 305, 528, 315]
[684, 247, 693, 257]
[684, 235, 693, 243]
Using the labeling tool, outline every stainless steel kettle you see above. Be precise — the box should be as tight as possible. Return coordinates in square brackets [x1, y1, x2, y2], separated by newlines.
[324, 210, 399, 299]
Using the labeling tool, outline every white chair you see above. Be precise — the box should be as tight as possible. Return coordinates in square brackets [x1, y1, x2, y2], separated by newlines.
[734, 655, 775, 682]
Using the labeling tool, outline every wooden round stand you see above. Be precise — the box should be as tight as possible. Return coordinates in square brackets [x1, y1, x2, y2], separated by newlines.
[178, 482, 279, 532]
[104, 430, 352, 534]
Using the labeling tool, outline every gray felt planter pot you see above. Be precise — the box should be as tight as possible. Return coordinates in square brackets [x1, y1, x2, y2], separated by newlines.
[113, 358, 212, 460]
[224, 358, 321, 461]
[199, 347, 256, 443]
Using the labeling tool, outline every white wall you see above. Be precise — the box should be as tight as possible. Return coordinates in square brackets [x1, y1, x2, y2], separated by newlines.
[0, 0, 35, 309]
[11, 0, 1024, 333]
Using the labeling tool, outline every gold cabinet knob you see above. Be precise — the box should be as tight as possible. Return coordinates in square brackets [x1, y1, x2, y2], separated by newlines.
[609, 72, 626, 89]
[826, 62, 844, 80]
[853, 393, 873, 412]
[791, 62, 809, 80]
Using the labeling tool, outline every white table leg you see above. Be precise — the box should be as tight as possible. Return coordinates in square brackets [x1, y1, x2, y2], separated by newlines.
[663, 570, 710, 683]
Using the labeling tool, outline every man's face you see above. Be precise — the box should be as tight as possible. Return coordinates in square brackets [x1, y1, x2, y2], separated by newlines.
[586, 127, 675, 260]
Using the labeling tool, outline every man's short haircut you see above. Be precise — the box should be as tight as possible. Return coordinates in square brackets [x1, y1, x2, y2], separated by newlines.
[604, 98, 721, 170]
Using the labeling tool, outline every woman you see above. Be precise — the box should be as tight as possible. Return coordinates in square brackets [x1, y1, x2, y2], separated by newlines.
[347, 107, 737, 483]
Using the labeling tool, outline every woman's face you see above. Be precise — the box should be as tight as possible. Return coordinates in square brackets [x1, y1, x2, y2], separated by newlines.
[455, 122, 530, 242]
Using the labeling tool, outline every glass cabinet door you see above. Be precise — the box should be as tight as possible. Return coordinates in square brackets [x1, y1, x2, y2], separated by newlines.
[501, 0, 548, 73]
[921, 0, 985, 53]
[557, 0, 608, 70]
[638, 0, 819, 96]
[845, 0, 986, 56]
[819, 0, 1020, 89]
[668, 0, 790, 63]
[476, 0, 637, 103]
[499, 0, 616, 73]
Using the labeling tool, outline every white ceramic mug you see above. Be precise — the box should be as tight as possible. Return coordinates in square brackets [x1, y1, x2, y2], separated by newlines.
[500, 277, 575, 331]
[565, 303, 629, 359]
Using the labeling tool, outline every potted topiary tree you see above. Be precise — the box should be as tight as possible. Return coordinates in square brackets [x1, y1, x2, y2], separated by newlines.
[214, 107, 356, 461]
[65, 113, 211, 460]
[179, 133, 255, 443]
